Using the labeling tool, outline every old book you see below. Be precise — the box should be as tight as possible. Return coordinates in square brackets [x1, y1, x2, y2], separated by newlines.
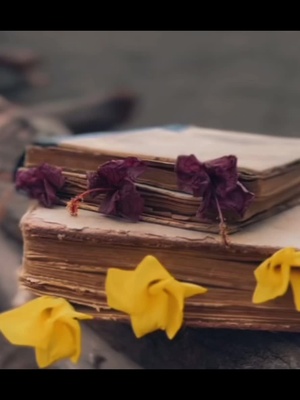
[19, 202, 300, 332]
[22, 125, 300, 234]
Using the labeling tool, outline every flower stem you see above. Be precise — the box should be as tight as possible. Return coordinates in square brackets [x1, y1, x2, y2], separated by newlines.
[214, 194, 230, 247]
[66, 188, 112, 216]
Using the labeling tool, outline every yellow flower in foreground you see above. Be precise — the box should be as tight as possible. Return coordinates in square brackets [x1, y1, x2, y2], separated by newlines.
[105, 255, 207, 339]
[0, 296, 92, 368]
[252, 247, 300, 310]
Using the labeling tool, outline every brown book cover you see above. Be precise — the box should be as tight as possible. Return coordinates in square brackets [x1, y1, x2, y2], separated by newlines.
[19, 202, 300, 333]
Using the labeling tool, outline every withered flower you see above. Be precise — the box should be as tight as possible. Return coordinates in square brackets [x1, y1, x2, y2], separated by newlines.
[68, 157, 146, 221]
[15, 163, 65, 207]
[175, 154, 254, 244]
[88, 157, 146, 189]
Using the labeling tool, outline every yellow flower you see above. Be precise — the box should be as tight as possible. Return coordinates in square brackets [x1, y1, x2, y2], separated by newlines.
[0, 296, 93, 368]
[105, 255, 207, 339]
[252, 247, 300, 310]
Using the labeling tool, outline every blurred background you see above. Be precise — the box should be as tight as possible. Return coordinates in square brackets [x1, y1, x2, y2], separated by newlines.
[1, 30, 300, 368]
[2, 30, 300, 136]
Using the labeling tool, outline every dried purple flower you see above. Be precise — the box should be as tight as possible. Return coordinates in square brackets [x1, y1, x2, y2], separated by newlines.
[175, 154, 255, 245]
[101, 180, 144, 221]
[176, 154, 254, 219]
[67, 157, 146, 221]
[87, 157, 146, 192]
[176, 154, 210, 197]
[15, 163, 65, 207]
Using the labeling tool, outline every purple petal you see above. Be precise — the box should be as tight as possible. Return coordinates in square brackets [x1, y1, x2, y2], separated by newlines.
[30, 186, 47, 205]
[204, 155, 238, 197]
[15, 169, 40, 191]
[100, 181, 144, 221]
[196, 182, 254, 221]
[175, 155, 211, 197]
[101, 190, 120, 216]
[87, 161, 126, 191]
[15, 164, 65, 207]
[40, 179, 59, 208]
[121, 157, 147, 181]
[196, 191, 215, 220]
[117, 180, 144, 221]
[39, 163, 65, 189]
[87, 170, 110, 192]
[88, 157, 146, 192]
[218, 182, 255, 218]
[174, 154, 255, 221]
[100, 160, 127, 187]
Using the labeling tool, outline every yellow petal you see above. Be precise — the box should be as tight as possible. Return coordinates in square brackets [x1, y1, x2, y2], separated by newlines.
[36, 318, 81, 368]
[148, 278, 174, 295]
[106, 268, 140, 313]
[0, 296, 92, 369]
[105, 255, 207, 339]
[252, 248, 295, 304]
[48, 299, 93, 324]
[162, 280, 206, 339]
[131, 278, 183, 338]
[163, 279, 186, 311]
[165, 292, 184, 339]
[182, 282, 208, 298]
[292, 255, 300, 267]
[38, 300, 92, 367]
[290, 270, 300, 311]
[131, 289, 170, 338]
[106, 255, 171, 315]
[0, 296, 64, 348]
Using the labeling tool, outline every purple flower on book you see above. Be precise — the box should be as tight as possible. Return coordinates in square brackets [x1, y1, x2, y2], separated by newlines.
[175, 154, 254, 220]
[15, 163, 65, 207]
[86, 157, 147, 221]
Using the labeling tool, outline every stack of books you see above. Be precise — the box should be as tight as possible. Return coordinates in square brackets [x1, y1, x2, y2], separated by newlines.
[17, 125, 300, 333]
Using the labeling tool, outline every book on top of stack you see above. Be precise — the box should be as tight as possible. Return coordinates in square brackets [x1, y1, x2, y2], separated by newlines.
[21, 125, 300, 234]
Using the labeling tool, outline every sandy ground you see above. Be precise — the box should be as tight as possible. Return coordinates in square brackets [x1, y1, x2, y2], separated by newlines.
[2, 31, 300, 368]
